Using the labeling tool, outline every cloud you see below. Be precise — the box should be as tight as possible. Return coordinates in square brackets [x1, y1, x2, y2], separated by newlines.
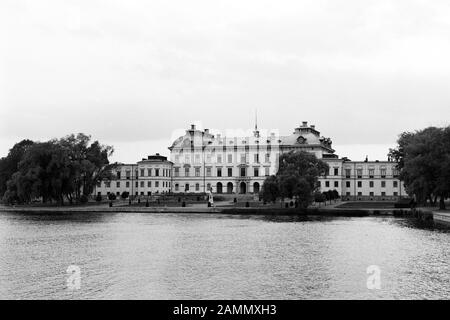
[1, 0, 449, 160]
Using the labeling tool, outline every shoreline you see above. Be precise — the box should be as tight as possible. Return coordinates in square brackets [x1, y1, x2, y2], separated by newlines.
[0, 205, 415, 217]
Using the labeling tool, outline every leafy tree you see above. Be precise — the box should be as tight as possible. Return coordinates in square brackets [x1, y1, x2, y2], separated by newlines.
[389, 126, 450, 209]
[262, 175, 280, 203]
[121, 191, 130, 199]
[0, 140, 35, 197]
[262, 151, 329, 208]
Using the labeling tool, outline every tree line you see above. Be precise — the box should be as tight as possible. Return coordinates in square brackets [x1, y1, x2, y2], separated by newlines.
[0, 134, 115, 205]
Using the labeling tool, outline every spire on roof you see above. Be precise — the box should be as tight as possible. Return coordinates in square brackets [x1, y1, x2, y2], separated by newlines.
[253, 109, 260, 137]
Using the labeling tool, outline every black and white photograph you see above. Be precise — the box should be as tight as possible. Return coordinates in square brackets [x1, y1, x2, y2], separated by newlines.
[0, 0, 449, 307]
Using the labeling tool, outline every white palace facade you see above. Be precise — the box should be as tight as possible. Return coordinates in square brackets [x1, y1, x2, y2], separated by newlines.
[95, 122, 407, 201]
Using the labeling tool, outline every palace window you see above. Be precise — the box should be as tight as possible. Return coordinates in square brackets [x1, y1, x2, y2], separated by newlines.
[334, 168, 339, 176]
[195, 167, 200, 177]
[206, 154, 211, 163]
[185, 154, 190, 164]
[254, 168, 259, 177]
[195, 183, 200, 191]
[185, 184, 189, 191]
[155, 181, 159, 188]
[240, 154, 246, 163]
[227, 154, 233, 163]
[346, 181, 350, 188]
[381, 181, 386, 188]
[135, 181, 138, 188]
[393, 169, 399, 177]
[126, 171, 131, 179]
[174, 167, 179, 177]
[175, 184, 179, 191]
[147, 168, 152, 176]
[265, 167, 270, 176]
[369, 169, 374, 178]
[228, 168, 233, 177]
[240, 168, 246, 177]
[126, 182, 130, 188]
[116, 171, 121, 179]
[155, 169, 160, 177]
[206, 167, 211, 177]
[254, 154, 259, 163]
[140, 169, 145, 177]
[217, 155, 222, 163]
[369, 181, 374, 188]
[217, 168, 222, 177]
[148, 181, 151, 188]
[393, 181, 398, 188]
[325, 181, 330, 188]
[116, 181, 120, 188]
[265, 153, 270, 163]
[357, 181, 362, 188]
[140, 181, 144, 188]
[334, 181, 339, 188]
[357, 169, 362, 178]
[345, 169, 351, 178]
[195, 154, 201, 163]
[175, 155, 180, 163]
[380, 169, 386, 178]
[185, 167, 190, 177]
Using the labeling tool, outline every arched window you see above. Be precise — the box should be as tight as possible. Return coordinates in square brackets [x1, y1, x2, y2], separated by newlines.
[253, 182, 260, 194]
[216, 182, 223, 194]
[227, 182, 234, 194]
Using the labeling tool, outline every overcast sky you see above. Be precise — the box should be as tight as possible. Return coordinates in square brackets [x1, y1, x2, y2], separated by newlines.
[1, 0, 449, 163]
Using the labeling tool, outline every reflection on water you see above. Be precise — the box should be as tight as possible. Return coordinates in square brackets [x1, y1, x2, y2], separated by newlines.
[0, 212, 448, 300]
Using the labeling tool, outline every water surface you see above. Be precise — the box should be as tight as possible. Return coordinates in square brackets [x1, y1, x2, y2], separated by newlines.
[0, 212, 448, 299]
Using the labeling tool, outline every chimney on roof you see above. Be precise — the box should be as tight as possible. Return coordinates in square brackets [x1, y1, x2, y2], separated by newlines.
[204, 129, 209, 134]
[302, 121, 308, 127]
[191, 124, 196, 130]
[311, 125, 315, 129]
[156, 153, 160, 156]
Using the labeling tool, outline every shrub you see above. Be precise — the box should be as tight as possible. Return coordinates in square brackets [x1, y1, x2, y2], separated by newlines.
[108, 193, 117, 201]
[95, 194, 102, 202]
[121, 191, 129, 199]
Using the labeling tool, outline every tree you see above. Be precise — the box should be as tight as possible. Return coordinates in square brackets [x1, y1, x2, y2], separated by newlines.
[262, 151, 329, 209]
[262, 175, 279, 203]
[0, 140, 35, 198]
[389, 126, 450, 209]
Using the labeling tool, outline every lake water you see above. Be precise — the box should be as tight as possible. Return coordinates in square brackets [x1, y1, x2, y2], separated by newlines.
[0, 212, 448, 300]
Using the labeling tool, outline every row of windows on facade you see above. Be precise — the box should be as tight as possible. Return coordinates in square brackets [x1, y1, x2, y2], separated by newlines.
[171, 182, 257, 193]
[115, 168, 171, 179]
[347, 191, 400, 197]
[327, 167, 399, 178]
[101, 181, 171, 188]
[173, 166, 271, 178]
[173, 153, 274, 164]
[320, 180, 400, 188]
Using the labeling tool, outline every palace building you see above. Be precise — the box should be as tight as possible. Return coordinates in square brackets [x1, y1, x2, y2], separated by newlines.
[95, 122, 406, 201]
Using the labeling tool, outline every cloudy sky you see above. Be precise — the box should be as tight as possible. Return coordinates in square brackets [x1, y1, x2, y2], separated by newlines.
[1, 0, 449, 163]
